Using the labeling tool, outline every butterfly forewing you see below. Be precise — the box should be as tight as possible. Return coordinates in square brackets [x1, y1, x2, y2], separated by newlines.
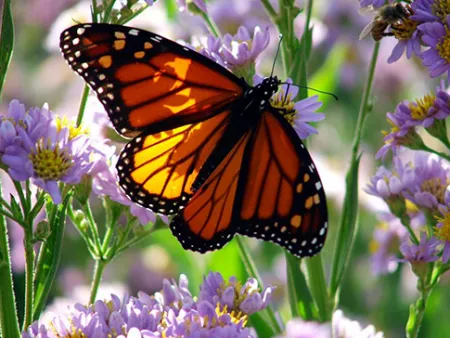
[60, 24, 244, 137]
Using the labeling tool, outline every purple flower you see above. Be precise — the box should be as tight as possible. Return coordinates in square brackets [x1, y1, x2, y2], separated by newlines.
[369, 213, 409, 275]
[411, 0, 448, 23]
[254, 76, 325, 139]
[400, 232, 440, 263]
[387, 25, 421, 64]
[177, 0, 207, 14]
[220, 26, 270, 68]
[366, 156, 414, 201]
[376, 111, 425, 160]
[1, 102, 94, 204]
[419, 16, 450, 78]
[23, 273, 262, 338]
[332, 310, 384, 338]
[91, 154, 165, 226]
[277, 318, 331, 338]
[199, 271, 274, 318]
[403, 152, 450, 210]
[395, 81, 450, 128]
[435, 209, 450, 263]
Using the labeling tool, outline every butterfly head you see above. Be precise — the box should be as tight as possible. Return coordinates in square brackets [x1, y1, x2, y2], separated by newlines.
[253, 76, 280, 105]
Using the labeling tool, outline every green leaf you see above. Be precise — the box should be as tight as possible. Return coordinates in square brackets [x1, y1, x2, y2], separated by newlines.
[285, 252, 316, 320]
[164, 0, 177, 20]
[309, 43, 346, 107]
[329, 154, 361, 298]
[0, 180, 21, 337]
[33, 193, 72, 320]
[9, 195, 22, 221]
[248, 311, 277, 337]
[206, 239, 245, 281]
[0, 0, 14, 101]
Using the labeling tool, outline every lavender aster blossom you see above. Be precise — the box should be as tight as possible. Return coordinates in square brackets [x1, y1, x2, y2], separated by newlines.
[412, 0, 450, 23]
[387, 20, 421, 64]
[419, 16, 450, 78]
[332, 310, 384, 338]
[434, 209, 450, 262]
[92, 154, 165, 226]
[1, 103, 93, 203]
[400, 232, 440, 263]
[23, 273, 262, 338]
[254, 76, 325, 139]
[221, 26, 270, 68]
[199, 271, 274, 319]
[403, 152, 450, 210]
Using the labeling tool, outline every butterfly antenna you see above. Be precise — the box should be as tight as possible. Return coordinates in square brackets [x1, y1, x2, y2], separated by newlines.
[281, 82, 339, 101]
[271, 34, 283, 77]
[283, 82, 291, 104]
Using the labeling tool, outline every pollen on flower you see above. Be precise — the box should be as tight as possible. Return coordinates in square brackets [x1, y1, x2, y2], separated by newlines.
[435, 212, 450, 242]
[409, 94, 436, 120]
[55, 116, 89, 140]
[420, 178, 449, 204]
[215, 303, 247, 325]
[270, 90, 297, 125]
[29, 142, 72, 180]
[436, 26, 450, 63]
[432, 0, 450, 21]
[392, 17, 418, 40]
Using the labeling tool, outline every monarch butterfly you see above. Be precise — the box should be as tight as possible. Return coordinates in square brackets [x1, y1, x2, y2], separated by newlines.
[60, 23, 328, 257]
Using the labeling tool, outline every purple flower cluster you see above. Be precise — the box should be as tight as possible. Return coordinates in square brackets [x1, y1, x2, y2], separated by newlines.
[187, 26, 270, 74]
[278, 309, 384, 338]
[23, 272, 274, 338]
[410, 0, 450, 77]
[253, 76, 325, 140]
[376, 81, 450, 159]
[0, 100, 94, 204]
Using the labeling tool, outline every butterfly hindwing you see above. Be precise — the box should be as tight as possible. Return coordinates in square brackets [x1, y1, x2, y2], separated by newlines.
[170, 132, 252, 252]
[60, 23, 244, 137]
[236, 110, 328, 257]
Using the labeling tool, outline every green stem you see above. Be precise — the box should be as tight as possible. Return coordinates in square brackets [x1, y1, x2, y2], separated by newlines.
[329, 42, 380, 301]
[235, 237, 282, 334]
[0, 185, 21, 337]
[200, 11, 222, 38]
[118, 5, 150, 25]
[398, 214, 419, 245]
[89, 259, 106, 304]
[260, 0, 278, 20]
[305, 254, 330, 321]
[83, 203, 102, 251]
[76, 85, 90, 127]
[303, 0, 313, 43]
[102, 0, 117, 23]
[23, 228, 35, 330]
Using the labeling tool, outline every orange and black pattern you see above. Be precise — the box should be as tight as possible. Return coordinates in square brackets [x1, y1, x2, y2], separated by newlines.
[60, 23, 328, 257]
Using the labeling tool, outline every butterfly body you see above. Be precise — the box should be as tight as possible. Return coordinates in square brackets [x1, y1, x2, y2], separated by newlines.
[60, 23, 328, 257]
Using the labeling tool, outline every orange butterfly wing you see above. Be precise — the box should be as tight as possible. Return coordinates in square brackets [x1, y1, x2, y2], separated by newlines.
[60, 24, 244, 137]
[117, 110, 233, 213]
[171, 109, 327, 257]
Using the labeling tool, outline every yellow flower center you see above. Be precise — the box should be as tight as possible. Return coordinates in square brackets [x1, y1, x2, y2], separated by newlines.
[408, 94, 436, 120]
[435, 212, 450, 241]
[421, 178, 448, 204]
[433, 0, 450, 21]
[216, 303, 248, 326]
[55, 117, 89, 140]
[270, 90, 296, 125]
[437, 26, 450, 62]
[29, 140, 72, 180]
[392, 18, 418, 40]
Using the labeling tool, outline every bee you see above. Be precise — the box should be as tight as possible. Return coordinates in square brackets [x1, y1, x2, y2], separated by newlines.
[359, 3, 412, 41]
